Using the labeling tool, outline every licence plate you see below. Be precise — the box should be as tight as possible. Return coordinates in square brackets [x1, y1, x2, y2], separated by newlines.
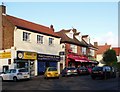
[93, 72, 98, 73]
[24, 76, 27, 78]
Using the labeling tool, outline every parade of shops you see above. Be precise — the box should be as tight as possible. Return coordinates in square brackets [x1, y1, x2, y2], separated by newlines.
[0, 5, 98, 77]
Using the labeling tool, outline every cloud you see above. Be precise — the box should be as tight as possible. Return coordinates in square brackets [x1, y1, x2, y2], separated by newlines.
[92, 31, 118, 47]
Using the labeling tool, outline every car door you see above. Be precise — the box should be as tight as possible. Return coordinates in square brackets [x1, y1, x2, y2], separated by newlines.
[2, 70, 11, 80]
[9, 69, 16, 80]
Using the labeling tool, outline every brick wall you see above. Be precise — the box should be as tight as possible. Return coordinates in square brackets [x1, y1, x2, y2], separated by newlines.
[2, 16, 15, 49]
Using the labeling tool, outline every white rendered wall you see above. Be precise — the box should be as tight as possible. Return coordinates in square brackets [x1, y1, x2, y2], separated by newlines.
[14, 28, 61, 56]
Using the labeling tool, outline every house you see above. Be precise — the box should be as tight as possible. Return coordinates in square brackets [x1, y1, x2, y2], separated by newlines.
[0, 5, 62, 76]
[94, 42, 111, 66]
[56, 28, 97, 70]
[112, 47, 120, 62]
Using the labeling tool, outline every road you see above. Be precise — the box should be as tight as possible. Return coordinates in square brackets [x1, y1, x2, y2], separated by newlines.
[1, 75, 120, 91]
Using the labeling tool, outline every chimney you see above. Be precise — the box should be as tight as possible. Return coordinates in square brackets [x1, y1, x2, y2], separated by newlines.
[0, 5, 6, 14]
[0, 5, 6, 50]
[105, 43, 107, 45]
[94, 42, 98, 47]
[50, 25, 54, 31]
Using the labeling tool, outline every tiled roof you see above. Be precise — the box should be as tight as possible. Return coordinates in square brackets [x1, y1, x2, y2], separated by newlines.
[82, 39, 98, 50]
[96, 45, 111, 54]
[4, 15, 60, 38]
[56, 29, 89, 47]
[112, 47, 120, 56]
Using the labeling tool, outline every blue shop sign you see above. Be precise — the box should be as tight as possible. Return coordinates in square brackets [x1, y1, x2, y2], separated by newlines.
[37, 54, 60, 62]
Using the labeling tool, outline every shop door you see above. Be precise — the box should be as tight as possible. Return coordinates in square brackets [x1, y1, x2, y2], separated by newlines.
[38, 62, 46, 75]
[49, 62, 57, 68]
[3, 66, 9, 72]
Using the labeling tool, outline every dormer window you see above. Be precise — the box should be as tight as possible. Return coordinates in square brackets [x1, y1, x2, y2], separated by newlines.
[66, 30, 73, 39]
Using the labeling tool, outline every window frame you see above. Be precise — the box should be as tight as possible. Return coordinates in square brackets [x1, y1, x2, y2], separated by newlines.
[23, 32, 31, 42]
[37, 35, 43, 44]
[49, 38, 54, 45]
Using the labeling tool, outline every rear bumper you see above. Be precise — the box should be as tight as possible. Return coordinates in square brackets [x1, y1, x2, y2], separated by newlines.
[67, 72, 78, 76]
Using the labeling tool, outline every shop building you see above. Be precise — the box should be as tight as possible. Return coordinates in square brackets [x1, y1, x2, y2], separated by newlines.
[57, 29, 94, 70]
[0, 5, 61, 76]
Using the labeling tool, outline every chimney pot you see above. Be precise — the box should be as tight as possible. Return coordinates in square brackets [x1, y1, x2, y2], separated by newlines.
[50, 24, 54, 31]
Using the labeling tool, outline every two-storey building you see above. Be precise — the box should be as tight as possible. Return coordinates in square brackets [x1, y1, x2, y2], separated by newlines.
[0, 5, 61, 76]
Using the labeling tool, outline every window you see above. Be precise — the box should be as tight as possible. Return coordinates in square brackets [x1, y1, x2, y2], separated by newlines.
[37, 35, 43, 44]
[23, 32, 30, 41]
[49, 38, 54, 45]
[70, 44, 77, 53]
[82, 47, 86, 55]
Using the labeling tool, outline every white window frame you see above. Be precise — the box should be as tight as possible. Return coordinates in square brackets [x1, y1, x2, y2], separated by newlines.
[49, 38, 54, 45]
[23, 32, 31, 42]
[37, 35, 43, 44]
[82, 47, 86, 55]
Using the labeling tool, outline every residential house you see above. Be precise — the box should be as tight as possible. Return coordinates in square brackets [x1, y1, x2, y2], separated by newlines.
[0, 5, 61, 76]
[112, 47, 120, 62]
[94, 42, 111, 66]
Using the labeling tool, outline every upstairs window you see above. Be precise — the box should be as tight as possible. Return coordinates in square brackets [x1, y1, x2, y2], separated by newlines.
[82, 47, 86, 55]
[23, 32, 30, 42]
[49, 38, 54, 45]
[37, 35, 43, 44]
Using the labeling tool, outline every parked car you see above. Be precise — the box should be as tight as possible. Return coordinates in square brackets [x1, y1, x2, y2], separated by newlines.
[86, 66, 93, 74]
[77, 67, 89, 75]
[91, 66, 116, 80]
[44, 67, 59, 79]
[61, 67, 78, 77]
[0, 68, 30, 82]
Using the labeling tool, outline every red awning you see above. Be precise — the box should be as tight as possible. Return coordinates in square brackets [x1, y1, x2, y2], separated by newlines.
[67, 54, 89, 62]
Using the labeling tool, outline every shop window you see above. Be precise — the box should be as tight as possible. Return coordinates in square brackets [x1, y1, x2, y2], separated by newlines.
[37, 35, 43, 44]
[23, 32, 31, 42]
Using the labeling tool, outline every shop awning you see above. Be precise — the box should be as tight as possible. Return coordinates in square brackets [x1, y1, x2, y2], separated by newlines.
[67, 54, 89, 62]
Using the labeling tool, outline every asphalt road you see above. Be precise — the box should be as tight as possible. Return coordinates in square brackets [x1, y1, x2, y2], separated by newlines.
[1, 75, 120, 91]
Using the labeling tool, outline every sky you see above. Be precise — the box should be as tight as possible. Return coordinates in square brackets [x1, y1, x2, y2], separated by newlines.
[0, 1, 118, 47]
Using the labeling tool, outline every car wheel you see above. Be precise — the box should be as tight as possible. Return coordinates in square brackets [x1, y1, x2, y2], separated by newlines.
[13, 76, 18, 82]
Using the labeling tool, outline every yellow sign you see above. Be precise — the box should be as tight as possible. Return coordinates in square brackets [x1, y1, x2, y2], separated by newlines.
[23, 52, 37, 60]
[0, 52, 11, 59]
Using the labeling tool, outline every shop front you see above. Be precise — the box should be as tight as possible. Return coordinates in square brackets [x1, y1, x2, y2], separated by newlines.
[0, 51, 11, 72]
[37, 53, 60, 75]
[14, 51, 37, 77]
[67, 53, 90, 68]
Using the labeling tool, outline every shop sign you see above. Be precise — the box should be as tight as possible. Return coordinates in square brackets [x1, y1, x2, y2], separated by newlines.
[37, 54, 60, 61]
[0, 52, 11, 59]
[17, 51, 37, 60]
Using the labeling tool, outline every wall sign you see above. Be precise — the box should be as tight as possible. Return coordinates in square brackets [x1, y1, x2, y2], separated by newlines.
[37, 54, 60, 62]
[0, 52, 11, 59]
[17, 51, 37, 60]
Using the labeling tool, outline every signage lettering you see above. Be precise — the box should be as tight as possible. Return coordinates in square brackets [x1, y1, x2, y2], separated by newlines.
[0, 52, 11, 59]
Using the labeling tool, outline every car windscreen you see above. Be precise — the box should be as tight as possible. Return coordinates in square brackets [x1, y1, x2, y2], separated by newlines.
[92, 67, 102, 71]
[67, 67, 76, 70]
[48, 67, 57, 71]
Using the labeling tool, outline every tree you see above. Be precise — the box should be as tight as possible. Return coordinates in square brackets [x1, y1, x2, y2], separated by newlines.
[103, 49, 117, 66]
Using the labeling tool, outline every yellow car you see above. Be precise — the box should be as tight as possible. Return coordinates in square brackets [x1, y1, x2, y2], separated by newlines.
[44, 67, 59, 79]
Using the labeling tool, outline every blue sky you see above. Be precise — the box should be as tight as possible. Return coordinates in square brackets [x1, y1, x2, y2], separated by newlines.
[1, 2, 118, 47]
